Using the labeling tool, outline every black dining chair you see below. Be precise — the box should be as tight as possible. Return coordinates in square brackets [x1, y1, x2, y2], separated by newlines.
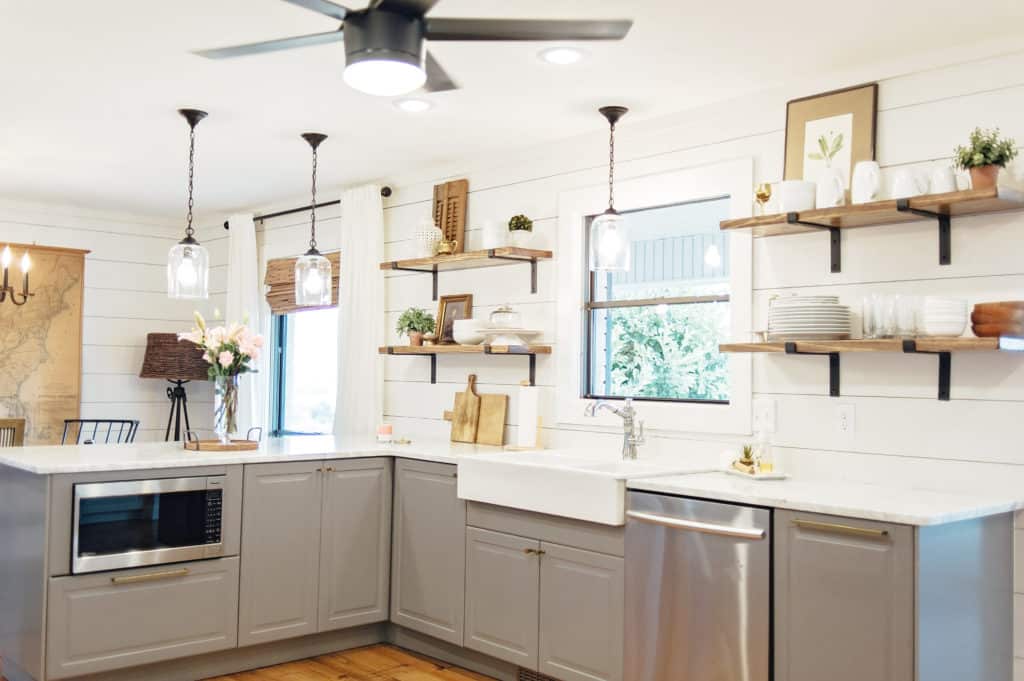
[62, 419, 140, 445]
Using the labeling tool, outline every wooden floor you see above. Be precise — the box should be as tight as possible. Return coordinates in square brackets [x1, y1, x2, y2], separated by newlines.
[204, 644, 495, 681]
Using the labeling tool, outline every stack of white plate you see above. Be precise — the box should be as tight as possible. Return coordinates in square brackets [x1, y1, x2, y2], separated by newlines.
[768, 296, 851, 340]
[916, 297, 967, 337]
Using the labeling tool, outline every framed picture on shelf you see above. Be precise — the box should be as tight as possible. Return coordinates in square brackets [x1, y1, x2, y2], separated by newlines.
[436, 294, 473, 344]
[784, 83, 878, 191]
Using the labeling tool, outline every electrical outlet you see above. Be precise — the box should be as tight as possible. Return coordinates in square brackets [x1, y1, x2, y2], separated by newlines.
[753, 398, 776, 433]
[836, 404, 855, 439]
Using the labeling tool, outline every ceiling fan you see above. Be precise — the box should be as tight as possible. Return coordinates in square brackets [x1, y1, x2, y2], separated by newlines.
[194, 0, 633, 97]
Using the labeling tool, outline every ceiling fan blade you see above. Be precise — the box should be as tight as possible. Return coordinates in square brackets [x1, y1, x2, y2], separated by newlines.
[281, 0, 349, 21]
[193, 30, 344, 59]
[423, 51, 458, 92]
[424, 18, 632, 41]
[375, 0, 439, 16]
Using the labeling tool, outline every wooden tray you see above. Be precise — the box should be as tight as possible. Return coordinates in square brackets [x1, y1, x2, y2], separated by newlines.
[184, 439, 259, 452]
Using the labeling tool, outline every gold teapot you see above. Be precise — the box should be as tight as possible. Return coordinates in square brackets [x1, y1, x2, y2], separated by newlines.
[435, 239, 459, 256]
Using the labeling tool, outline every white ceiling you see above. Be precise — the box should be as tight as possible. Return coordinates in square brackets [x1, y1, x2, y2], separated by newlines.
[2, 0, 1023, 219]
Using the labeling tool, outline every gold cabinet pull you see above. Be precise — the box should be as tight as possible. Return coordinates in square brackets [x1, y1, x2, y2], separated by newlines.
[792, 519, 889, 538]
[324, 466, 335, 473]
[523, 548, 546, 556]
[111, 568, 190, 585]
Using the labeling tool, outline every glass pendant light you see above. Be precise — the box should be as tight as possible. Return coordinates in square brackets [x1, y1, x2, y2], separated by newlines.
[294, 133, 332, 307]
[168, 109, 210, 299]
[589, 106, 631, 272]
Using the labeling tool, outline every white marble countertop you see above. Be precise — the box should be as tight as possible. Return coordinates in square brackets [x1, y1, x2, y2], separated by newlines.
[0, 435, 481, 475]
[627, 472, 1024, 526]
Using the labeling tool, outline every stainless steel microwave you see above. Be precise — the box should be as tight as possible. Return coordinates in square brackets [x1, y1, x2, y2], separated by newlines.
[72, 476, 225, 574]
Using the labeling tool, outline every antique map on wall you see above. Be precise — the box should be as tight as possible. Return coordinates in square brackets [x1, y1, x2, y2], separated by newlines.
[0, 243, 89, 445]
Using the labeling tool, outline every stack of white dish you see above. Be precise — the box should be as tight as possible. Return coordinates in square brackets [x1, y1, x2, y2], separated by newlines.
[915, 297, 968, 337]
[452, 318, 541, 346]
[767, 296, 851, 340]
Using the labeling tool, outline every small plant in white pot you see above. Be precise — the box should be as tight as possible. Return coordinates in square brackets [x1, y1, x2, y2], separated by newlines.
[955, 127, 1018, 190]
[507, 214, 534, 248]
[396, 307, 436, 347]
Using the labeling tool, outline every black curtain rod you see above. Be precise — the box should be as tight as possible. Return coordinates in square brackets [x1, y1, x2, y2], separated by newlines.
[223, 185, 392, 230]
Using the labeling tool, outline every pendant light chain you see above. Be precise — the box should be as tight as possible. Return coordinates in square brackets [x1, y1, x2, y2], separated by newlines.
[607, 120, 616, 211]
[309, 143, 319, 251]
[185, 124, 196, 240]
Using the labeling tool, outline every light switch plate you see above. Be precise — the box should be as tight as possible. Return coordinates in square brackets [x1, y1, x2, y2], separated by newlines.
[836, 403, 855, 440]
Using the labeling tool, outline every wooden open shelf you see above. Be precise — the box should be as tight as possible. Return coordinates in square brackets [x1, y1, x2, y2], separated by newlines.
[379, 343, 552, 385]
[720, 336, 1022, 401]
[720, 187, 1024, 273]
[380, 247, 553, 300]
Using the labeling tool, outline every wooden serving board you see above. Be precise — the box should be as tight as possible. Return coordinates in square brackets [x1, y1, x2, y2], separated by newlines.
[449, 374, 481, 443]
[184, 439, 259, 452]
[475, 393, 508, 447]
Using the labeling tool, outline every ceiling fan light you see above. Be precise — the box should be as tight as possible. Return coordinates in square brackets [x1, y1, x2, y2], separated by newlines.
[344, 56, 426, 97]
[539, 46, 584, 65]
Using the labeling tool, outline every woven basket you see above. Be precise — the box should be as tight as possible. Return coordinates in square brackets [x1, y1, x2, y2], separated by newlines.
[139, 333, 210, 381]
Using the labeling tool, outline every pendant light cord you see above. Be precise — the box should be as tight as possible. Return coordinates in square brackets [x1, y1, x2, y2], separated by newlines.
[309, 144, 319, 251]
[185, 124, 196, 240]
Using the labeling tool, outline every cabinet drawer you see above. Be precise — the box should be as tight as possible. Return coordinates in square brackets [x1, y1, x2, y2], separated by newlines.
[46, 558, 239, 679]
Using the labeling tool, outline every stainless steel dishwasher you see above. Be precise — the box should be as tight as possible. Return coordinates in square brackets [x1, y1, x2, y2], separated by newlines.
[624, 491, 771, 681]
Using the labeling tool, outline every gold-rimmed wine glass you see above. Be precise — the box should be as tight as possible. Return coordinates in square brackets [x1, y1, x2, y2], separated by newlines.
[755, 183, 773, 215]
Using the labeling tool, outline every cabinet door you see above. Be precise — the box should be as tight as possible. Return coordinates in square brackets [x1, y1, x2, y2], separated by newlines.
[391, 459, 466, 646]
[319, 459, 392, 632]
[46, 558, 239, 680]
[238, 461, 323, 647]
[465, 527, 541, 668]
[539, 543, 624, 681]
[774, 510, 914, 681]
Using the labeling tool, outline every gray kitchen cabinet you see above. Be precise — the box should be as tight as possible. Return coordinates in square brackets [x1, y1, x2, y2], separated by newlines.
[238, 461, 323, 647]
[46, 558, 239, 680]
[465, 527, 541, 668]
[391, 458, 466, 646]
[319, 459, 392, 632]
[539, 542, 624, 681]
[774, 509, 914, 681]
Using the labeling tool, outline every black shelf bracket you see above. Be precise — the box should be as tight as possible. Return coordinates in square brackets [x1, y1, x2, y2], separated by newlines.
[390, 262, 439, 300]
[387, 347, 437, 384]
[487, 250, 539, 294]
[483, 344, 538, 386]
[787, 213, 841, 273]
[896, 199, 951, 265]
[785, 342, 840, 396]
[902, 340, 951, 401]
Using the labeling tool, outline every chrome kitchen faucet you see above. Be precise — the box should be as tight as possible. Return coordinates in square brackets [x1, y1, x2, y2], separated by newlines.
[585, 397, 645, 460]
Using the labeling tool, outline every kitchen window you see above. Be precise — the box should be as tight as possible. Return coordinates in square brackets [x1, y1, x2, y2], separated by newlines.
[270, 308, 338, 435]
[584, 198, 731, 403]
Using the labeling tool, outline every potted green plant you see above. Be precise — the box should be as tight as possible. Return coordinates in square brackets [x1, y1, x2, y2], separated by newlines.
[396, 307, 436, 347]
[507, 214, 534, 248]
[954, 127, 1018, 190]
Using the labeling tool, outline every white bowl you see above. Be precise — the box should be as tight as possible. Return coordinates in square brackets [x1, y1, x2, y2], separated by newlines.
[917, 319, 967, 337]
[453, 319, 487, 345]
[773, 181, 817, 212]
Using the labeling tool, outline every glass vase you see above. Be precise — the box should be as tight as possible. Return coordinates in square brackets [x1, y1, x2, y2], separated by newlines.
[213, 375, 239, 445]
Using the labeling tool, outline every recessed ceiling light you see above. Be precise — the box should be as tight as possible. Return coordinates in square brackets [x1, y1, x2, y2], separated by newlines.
[539, 47, 585, 65]
[393, 98, 433, 113]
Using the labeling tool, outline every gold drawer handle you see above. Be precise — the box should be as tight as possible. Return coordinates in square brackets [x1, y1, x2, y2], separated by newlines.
[523, 548, 546, 556]
[793, 519, 889, 539]
[111, 568, 190, 585]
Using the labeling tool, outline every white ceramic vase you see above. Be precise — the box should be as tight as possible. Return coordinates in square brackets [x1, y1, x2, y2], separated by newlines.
[815, 167, 846, 208]
[508, 229, 535, 248]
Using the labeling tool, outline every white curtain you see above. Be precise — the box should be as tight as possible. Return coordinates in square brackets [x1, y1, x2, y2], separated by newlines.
[226, 213, 268, 436]
[334, 185, 385, 438]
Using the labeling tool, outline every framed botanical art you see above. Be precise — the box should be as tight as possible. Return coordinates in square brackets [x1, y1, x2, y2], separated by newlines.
[436, 294, 473, 344]
[784, 83, 878, 191]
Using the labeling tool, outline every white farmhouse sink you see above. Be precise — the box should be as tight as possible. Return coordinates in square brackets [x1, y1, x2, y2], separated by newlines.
[457, 450, 702, 525]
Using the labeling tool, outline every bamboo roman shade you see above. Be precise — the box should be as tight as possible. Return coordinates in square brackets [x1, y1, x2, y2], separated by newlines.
[264, 251, 341, 314]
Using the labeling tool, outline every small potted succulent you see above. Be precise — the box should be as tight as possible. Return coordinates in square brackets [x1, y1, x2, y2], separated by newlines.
[396, 307, 436, 347]
[955, 127, 1018, 190]
[507, 214, 534, 248]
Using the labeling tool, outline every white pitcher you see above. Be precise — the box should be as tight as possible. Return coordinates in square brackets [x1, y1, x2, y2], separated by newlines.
[851, 161, 881, 204]
[815, 167, 846, 208]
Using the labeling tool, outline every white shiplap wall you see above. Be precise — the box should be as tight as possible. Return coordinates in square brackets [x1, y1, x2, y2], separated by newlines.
[252, 48, 1024, 670]
[0, 199, 224, 442]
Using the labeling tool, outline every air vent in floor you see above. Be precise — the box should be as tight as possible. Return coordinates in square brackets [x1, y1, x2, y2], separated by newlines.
[517, 669, 560, 681]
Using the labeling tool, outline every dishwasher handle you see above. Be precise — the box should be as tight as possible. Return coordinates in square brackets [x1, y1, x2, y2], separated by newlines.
[626, 510, 767, 541]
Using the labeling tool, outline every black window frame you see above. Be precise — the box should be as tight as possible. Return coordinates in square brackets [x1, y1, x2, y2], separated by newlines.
[581, 197, 731, 406]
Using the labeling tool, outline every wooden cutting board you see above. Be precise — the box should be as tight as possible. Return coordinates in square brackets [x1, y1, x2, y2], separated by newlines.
[475, 393, 508, 447]
[449, 374, 481, 443]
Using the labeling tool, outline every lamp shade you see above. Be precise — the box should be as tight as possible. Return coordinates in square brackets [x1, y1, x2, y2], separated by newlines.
[139, 333, 210, 381]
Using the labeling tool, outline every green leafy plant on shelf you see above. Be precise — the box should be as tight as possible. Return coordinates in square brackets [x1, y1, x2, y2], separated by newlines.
[396, 307, 436, 346]
[508, 214, 534, 232]
[954, 127, 1018, 169]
